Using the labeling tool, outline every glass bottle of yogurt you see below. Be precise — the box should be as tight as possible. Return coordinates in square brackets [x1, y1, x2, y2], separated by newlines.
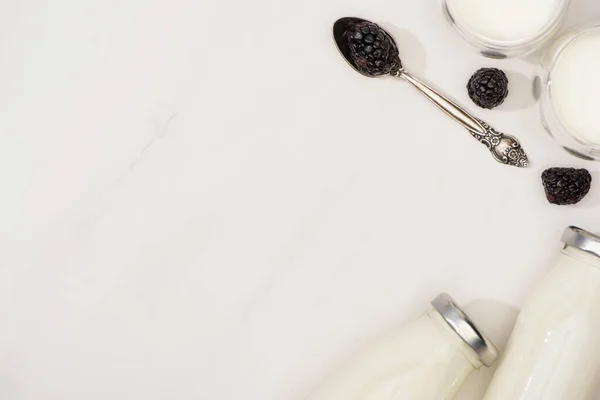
[308, 293, 498, 400]
[483, 226, 600, 399]
[441, 0, 570, 58]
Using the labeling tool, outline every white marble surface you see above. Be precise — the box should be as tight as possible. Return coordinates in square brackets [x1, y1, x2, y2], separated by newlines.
[2, 0, 600, 399]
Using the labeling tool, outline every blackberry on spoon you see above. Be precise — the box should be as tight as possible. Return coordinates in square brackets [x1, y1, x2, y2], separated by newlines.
[346, 21, 401, 76]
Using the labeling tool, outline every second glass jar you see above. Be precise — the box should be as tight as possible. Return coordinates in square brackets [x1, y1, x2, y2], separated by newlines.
[540, 24, 600, 160]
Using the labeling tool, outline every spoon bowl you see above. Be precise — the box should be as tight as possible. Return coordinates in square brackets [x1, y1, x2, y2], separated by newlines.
[333, 17, 395, 77]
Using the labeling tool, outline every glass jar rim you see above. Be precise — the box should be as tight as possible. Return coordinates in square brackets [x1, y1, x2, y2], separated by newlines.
[443, 0, 570, 49]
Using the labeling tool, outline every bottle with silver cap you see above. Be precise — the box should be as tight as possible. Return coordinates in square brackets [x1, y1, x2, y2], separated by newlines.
[483, 226, 600, 400]
[307, 293, 498, 400]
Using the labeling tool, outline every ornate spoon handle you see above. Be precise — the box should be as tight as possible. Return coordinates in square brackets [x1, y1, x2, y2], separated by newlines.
[393, 69, 529, 168]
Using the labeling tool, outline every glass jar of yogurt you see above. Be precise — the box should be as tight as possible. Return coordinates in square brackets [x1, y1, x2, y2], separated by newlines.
[541, 25, 600, 160]
[441, 0, 570, 58]
[308, 293, 498, 400]
[483, 226, 600, 399]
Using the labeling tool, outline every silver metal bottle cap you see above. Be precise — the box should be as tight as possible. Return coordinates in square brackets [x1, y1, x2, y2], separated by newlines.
[561, 226, 600, 259]
[431, 293, 499, 367]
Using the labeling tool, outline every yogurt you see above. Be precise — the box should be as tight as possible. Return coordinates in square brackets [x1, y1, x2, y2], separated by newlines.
[308, 294, 497, 400]
[550, 29, 600, 146]
[443, 0, 568, 57]
[483, 227, 600, 400]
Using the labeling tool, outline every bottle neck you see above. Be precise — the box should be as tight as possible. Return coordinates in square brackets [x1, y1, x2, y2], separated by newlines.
[427, 309, 483, 369]
[562, 245, 600, 269]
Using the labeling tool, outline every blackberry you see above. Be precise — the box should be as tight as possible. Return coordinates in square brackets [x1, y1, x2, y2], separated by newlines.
[346, 22, 401, 77]
[467, 68, 509, 109]
[541, 167, 592, 205]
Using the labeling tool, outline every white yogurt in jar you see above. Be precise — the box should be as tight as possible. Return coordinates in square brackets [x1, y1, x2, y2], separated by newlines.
[308, 298, 494, 400]
[550, 29, 600, 146]
[445, 0, 566, 49]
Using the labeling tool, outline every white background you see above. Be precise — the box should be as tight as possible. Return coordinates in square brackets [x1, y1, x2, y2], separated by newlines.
[2, 0, 600, 399]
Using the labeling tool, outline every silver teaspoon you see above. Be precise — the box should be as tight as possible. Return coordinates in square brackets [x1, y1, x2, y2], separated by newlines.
[333, 17, 529, 168]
